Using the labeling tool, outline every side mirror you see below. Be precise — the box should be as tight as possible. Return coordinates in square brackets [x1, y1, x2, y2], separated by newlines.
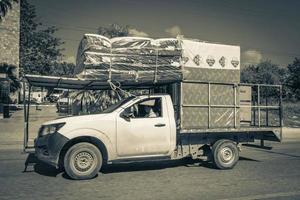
[121, 112, 133, 122]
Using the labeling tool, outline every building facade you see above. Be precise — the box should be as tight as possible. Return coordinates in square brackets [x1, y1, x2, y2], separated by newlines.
[0, 1, 20, 116]
[0, 1, 20, 72]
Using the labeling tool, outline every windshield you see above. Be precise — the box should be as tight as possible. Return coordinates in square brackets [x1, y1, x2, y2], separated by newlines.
[101, 96, 136, 113]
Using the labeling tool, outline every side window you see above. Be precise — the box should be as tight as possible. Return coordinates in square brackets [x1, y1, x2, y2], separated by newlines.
[125, 98, 162, 118]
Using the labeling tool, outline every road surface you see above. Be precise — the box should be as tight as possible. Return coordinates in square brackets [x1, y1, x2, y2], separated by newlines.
[0, 141, 300, 200]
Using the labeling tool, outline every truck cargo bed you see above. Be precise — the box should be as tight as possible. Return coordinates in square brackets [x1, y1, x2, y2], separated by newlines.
[180, 127, 282, 142]
[167, 80, 283, 143]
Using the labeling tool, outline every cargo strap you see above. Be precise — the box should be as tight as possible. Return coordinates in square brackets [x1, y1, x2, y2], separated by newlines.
[107, 80, 135, 100]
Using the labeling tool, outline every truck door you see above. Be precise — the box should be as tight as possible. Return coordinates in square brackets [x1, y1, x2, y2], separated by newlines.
[116, 97, 171, 157]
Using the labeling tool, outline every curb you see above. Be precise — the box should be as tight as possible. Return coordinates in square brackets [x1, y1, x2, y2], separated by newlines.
[0, 141, 33, 151]
[0, 144, 23, 151]
[282, 128, 300, 142]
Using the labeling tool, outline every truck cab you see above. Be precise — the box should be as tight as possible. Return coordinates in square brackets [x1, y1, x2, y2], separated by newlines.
[35, 95, 177, 179]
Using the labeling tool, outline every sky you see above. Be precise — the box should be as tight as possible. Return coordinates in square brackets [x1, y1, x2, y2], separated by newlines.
[29, 0, 300, 67]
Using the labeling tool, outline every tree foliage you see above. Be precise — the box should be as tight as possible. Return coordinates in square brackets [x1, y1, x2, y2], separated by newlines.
[0, 0, 18, 21]
[241, 60, 286, 85]
[20, 0, 64, 76]
[241, 58, 300, 100]
[98, 23, 129, 38]
[241, 60, 287, 99]
[286, 58, 300, 100]
[50, 62, 76, 77]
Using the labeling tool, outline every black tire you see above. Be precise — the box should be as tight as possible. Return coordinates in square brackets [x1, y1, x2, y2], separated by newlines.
[64, 142, 102, 180]
[212, 139, 239, 170]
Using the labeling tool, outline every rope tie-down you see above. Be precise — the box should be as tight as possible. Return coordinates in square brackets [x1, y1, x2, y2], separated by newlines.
[107, 80, 136, 100]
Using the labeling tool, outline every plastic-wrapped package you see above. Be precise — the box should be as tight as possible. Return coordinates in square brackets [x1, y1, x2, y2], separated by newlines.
[75, 34, 241, 87]
[77, 34, 111, 53]
[75, 34, 182, 84]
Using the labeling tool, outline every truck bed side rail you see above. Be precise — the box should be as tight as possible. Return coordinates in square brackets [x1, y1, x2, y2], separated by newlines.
[177, 81, 283, 141]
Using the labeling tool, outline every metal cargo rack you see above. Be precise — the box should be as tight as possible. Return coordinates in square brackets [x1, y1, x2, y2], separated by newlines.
[22, 74, 177, 153]
[178, 80, 283, 143]
[22, 75, 283, 153]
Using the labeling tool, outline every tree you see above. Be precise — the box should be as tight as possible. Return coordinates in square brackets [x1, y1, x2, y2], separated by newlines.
[241, 60, 287, 98]
[241, 60, 286, 85]
[20, 0, 64, 76]
[49, 62, 75, 78]
[50, 62, 76, 77]
[98, 23, 129, 38]
[286, 58, 300, 100]
[0, 0, 18, 21]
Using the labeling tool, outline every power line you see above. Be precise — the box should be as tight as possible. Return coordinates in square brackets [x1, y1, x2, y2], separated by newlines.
[34, 20, 300, 59]
[60, 37, 81, 42]
[57, 36, 300, 58]
[35, 21, 300, 57]
[40, 23, 97, 32]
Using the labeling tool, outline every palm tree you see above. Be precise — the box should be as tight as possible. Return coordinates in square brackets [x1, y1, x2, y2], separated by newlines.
[0, 0, 18, 21]
[69, 89, 127, 115]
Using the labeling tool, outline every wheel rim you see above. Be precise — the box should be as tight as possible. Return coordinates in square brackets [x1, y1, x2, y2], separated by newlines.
[219, 147, 234, 164]
[74, 151, 95, 172]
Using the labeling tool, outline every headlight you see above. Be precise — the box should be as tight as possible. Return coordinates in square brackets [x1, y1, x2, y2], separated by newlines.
[39, 122, 65, 137]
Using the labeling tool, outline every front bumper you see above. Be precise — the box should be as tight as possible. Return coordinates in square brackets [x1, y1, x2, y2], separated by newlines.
[34, 132, 69, 168]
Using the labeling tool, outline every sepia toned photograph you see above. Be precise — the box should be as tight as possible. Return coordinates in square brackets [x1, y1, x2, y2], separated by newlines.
[0, 0, 300, 199]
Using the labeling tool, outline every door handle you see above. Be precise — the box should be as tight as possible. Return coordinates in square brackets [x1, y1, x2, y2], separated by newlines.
[155, 123, 166, 127]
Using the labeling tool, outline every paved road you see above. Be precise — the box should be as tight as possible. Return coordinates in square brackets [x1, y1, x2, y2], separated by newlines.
[0, 141, 300, 200]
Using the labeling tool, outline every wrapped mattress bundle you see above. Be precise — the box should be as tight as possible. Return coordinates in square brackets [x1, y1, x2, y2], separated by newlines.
[75, 34, 182, 85]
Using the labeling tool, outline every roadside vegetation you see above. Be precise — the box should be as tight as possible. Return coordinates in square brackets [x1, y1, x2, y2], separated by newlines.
[283, 101, 300, 127]
[241, 58, 300, 127]
[0, 0, 18, 21]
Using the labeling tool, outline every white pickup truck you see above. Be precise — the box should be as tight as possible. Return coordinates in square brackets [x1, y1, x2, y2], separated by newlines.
[34, 92, 282, 180]
[28, 39, 282, 180]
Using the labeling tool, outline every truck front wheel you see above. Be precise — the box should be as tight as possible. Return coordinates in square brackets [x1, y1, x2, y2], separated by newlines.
[212, 139, 239, 169]
[64, 142, 103, 180]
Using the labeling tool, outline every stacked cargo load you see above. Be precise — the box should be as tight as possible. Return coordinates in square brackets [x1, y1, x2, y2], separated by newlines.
[75, 34, 182, 85]
[179, 39, 241, 129]
[75, 34, 241, 129]
[181, 39, 240, 83]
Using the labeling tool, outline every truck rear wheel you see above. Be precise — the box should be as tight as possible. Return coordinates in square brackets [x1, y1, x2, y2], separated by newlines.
[64, 142, 102, 180]
[212, 139, 239, 169]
